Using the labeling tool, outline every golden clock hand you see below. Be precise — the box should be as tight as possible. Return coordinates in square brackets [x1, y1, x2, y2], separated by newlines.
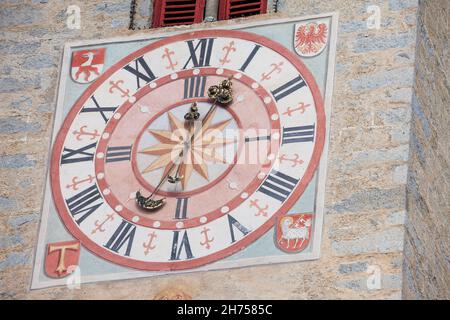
[167, 78, 234, 186]
[185, 76, 234, 150]
[136, 78, 234, 212]
[167, 102, 198, 184]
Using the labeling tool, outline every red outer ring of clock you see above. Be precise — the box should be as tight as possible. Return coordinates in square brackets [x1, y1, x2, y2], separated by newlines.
[50, 29, 326, 271]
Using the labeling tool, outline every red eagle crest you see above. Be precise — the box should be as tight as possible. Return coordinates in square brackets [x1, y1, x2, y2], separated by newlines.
[294, 22, 328, 57]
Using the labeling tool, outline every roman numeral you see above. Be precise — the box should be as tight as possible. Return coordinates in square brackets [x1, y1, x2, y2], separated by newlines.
[239, 45, 261, 72]
[81, 95, 118, 124]
[106, 145, 132, 163]
[104, 219, 136, 257]
[271, 75, 307, 101]
[170, 231, 193, 260]
[245, 135, 271, 143]
[227, 215, 251, 243]
[258, 170, 298, 202]
[183, 76, 207, 99]
[61, 142, 96, 165]
[123, 56, 157, 89]
[183, 38, 215, 69]
[175, 198, 188, 219]
[282, 124, 315, 144]
[65, 184, 103, 224]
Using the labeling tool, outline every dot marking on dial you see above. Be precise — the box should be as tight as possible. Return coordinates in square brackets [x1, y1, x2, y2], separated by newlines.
[96, 152, 104, 159]
[153, 221, 161, 228]
[113, 113, 121, 120]
[176, 221, 184, 229]
[115, 205, 123, 212]
[228, 181, 238, 190]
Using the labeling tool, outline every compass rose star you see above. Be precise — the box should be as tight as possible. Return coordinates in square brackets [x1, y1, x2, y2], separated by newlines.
[139, 108, 235, 190]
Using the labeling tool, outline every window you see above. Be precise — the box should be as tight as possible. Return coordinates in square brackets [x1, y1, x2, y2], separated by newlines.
[152, 0, 206, 28]
[218, 0, 268, 20]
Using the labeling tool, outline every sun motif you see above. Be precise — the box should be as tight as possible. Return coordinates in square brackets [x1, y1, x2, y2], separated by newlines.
[138, 108, 236, 190]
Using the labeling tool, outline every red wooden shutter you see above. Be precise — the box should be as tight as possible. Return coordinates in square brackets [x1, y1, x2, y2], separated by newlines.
[218, 0, 267, 20]
[152, 0, 206, 28]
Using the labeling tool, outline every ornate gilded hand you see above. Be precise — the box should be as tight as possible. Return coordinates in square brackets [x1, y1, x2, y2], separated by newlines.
[136, 77, 234, 212]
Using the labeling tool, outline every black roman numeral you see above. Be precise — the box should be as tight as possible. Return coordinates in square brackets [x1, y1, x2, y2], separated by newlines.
[271, 75, 307, 101]
[104, 219, 136, 257]
[245, 135, 271, 143]
[227, 215, 251, 243]
[282, 124, 315, 144]
[61, 142, 96, 165]
[81, 96, 118, 124]
[65, 184, 103, 224]
[106, 145, 132, 163]
[175, 198, 189, 219]
[239, 45, 261, 72]
[258, 170, 298, 202]
[183, 38, 215, 69]
[123, 56, 157, 89]
[170, 231, 193, 260]
[183, 76, 207, 99]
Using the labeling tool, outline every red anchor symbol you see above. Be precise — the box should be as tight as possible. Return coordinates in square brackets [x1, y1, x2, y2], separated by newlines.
[219, 41, 236, 65]
[91, 213, 115, 235]
[200, 227, 214, 250]
[261, 62, 284, 81]
[109, 80, 130, 97]
[250, 199, 269, 217]
[72, 125, 100, 141]
[143, 231, 157, 255]
[279, 154, 304, 167]
[66, 174, 95, 191]
[282, 102, 311, 117]
[162, 47, 178, 70]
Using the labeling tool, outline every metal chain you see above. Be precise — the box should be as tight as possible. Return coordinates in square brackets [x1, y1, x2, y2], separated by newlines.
[273, 0, 280, 13]
[129, 0, 137, 30]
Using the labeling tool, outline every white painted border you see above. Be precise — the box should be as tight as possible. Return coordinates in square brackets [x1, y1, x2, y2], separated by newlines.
[30, 12, 339, 290]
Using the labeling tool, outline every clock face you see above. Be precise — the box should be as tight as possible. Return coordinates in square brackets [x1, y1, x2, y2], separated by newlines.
[50, 29, 325, 270]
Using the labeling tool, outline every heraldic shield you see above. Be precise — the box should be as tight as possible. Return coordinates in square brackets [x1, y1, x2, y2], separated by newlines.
[276, 214, 313, 253]
[294, 19, 329, 57]
[45, 240, 80, 278]
[71, 48, 105, 83]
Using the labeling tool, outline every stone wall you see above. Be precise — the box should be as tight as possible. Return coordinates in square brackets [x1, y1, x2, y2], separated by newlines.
[0, 0, 418, 299]
[403, 0, 449, 300]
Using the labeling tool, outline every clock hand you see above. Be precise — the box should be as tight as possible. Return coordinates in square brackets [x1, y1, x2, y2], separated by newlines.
[136, 77, 234, 212]
[167, 102, 199, 184]
[168, 77, 234, 183]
